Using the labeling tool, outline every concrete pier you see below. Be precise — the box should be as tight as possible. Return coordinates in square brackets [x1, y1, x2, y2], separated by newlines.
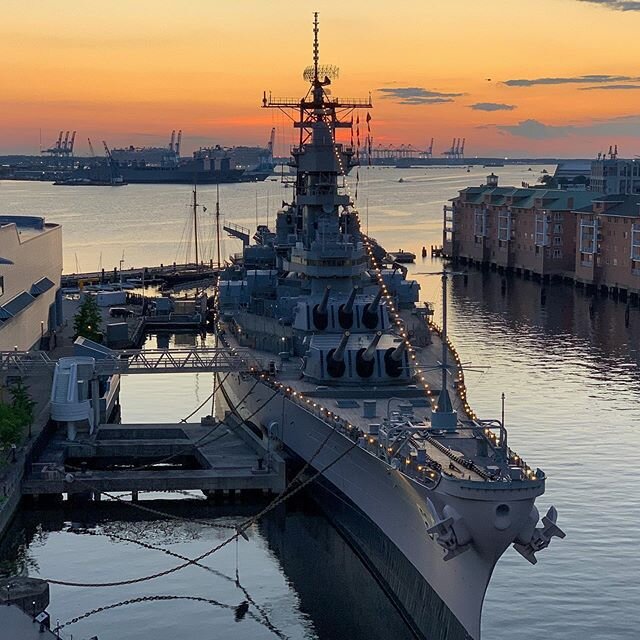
[22, 419, 286, 497]
[0, 604, 61, 639]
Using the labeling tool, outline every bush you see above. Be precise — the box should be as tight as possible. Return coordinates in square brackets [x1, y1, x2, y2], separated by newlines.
[0, 380, 35, 447]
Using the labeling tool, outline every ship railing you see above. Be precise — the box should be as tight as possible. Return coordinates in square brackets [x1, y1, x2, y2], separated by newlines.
[248, 371, 446, 489]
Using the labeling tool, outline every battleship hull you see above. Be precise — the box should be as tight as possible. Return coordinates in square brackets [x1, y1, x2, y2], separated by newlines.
[219, 373, 543, 640]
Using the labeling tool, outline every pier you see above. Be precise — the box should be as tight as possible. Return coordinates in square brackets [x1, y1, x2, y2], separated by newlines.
[23, 417, 286, 498]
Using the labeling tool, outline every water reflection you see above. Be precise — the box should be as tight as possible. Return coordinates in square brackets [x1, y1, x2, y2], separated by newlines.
[0, 495, 415, 640]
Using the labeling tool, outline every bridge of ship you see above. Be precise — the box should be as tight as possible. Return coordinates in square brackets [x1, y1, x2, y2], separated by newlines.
[0, 347, 262, 376]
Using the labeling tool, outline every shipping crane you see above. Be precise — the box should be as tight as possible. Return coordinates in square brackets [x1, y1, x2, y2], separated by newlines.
[87, 138, 96, 157]
[175, 130, 182, 157]
[169, 130, 176, 152]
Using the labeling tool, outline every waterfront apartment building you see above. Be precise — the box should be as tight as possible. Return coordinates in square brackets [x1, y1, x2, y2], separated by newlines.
[445, 176, 640, 296]
[590, 158, 640, 195]
[574, 194, 640, 294]
[0, 216, 63, 350]
[444, 174, 599, 279]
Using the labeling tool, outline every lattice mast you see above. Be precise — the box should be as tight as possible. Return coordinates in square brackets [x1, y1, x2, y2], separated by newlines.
[261, 13, 371, 247]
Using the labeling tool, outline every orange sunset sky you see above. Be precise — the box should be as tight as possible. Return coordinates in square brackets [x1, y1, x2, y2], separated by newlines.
[2, 0, 640, 157]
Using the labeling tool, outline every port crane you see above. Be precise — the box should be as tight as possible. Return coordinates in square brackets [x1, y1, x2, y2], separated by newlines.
[41, 129, 76, 161]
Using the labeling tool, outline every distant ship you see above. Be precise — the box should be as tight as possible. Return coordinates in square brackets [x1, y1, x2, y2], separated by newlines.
[110, 129, 275, 184]
[214, 14, 564, 640]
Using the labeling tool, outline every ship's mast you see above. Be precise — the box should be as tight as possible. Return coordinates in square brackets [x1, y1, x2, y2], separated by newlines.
[193, 183, 199, 269]
[216, 183, 221, 268]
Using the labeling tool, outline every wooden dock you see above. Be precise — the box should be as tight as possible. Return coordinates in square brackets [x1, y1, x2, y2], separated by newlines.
[22, 419, 286, 498]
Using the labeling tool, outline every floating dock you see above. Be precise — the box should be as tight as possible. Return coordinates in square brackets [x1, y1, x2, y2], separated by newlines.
[22, 417, 286, 498]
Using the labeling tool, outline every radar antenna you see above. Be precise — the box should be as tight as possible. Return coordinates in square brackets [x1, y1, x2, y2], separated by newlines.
[313, 11, 319, 80]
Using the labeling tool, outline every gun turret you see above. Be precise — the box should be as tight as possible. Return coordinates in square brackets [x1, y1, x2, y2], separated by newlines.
[312, 286, 331, 330]
[362, 288, 383, 330]
[326, 331, 350, 378]
[338, 287, 358, 329]
[356, 331, 382, 378]
[385, 340, 407, 378]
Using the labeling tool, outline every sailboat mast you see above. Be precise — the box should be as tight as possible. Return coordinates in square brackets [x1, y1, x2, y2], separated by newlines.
[216, 183, 221, 268]
[193, 183, 199, 269]
[441, 272, 448, 402]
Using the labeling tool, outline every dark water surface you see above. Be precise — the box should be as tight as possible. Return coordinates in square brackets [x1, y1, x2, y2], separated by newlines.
[1, 167, 639, 638]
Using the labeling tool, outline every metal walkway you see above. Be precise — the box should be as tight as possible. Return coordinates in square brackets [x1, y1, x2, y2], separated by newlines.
[0, 347, 261, 376]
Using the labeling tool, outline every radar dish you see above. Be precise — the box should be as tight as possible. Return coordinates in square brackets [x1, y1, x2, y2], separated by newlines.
[303, 65, 340, 82]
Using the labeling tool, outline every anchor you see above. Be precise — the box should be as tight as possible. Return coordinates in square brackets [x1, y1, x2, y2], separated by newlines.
[513, 506, 566, 565]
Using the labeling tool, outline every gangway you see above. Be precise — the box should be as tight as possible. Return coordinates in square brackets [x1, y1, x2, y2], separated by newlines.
[223, 220, 251, 247]
[0, 347, 262, 376]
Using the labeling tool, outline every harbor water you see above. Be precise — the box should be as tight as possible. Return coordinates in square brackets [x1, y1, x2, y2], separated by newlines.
[1, 166, 639, 639]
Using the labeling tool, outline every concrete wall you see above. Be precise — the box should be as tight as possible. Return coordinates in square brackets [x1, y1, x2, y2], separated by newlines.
[0, 219, 62, 350]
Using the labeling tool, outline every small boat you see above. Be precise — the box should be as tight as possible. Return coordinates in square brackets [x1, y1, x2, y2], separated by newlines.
[398, 178, 404, 183]
[388, 249, 416, 263]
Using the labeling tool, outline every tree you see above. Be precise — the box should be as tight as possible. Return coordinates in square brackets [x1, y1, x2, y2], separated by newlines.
[0, 380, 35, 447]
[10, 379, 36, 437]
[73, 295, 103, 342]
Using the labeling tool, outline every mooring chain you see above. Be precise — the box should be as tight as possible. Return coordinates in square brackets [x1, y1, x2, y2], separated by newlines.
[59, 594, 234, 629]
[68, 528, 287, 637]
[46, 410, 359, 589]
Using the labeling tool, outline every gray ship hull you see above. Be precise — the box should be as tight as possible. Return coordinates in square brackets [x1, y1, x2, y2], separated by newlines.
[219, 373, 544, 639]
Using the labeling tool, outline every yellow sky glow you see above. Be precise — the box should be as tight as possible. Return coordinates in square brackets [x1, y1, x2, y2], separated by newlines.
[1, 0, 640, 156]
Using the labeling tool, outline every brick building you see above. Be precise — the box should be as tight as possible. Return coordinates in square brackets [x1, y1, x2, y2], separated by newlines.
[574, 194, 640, 295]
[444, 174, 599, 279]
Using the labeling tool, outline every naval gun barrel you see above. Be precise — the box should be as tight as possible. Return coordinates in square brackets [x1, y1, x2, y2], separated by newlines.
[332, 331, 351, 362]
[362, 288, 383, 330]
[338, 287, 358, 329]
[389, 339, 407, 362]
[313, 286, 332, 330]
[356, 331, 382, 378]
[362, 331, 383, 361]
[326, 331, 350, 378]
[385, 339, 407, 378]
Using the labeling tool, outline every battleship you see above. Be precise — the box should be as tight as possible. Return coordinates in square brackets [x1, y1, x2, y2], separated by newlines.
[214, 14, 564, 640]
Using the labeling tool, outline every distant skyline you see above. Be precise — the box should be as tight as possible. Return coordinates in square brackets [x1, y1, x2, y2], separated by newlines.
[2, 0, 640, 157]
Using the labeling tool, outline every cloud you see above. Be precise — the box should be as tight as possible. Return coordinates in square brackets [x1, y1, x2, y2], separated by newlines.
[577, 0, 640, 10]
[377, 87, 463, 105]
[496, 119, 574, 139]
[579, 84, 640, 90]
[503, 74, 640, 87]
[469, 102, 516, 111]
[491, 115, 640, 139]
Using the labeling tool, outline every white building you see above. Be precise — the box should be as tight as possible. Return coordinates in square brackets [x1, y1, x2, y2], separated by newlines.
[590, 158, 640, 195]
[0, 216, 63, 350]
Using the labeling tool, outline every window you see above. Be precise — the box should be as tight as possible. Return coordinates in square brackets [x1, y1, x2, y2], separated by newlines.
[631, 224, 640, 260]
[554, 236, 562, 246]
[553, 249, 562, 259]
[554, 224, 562, 234]
[535, 212, 550, 247]
[580, 218, 597, 254]
[498, 210, 511, 242]
[474, 208, 487, 238]
[554, 212, 563, 221]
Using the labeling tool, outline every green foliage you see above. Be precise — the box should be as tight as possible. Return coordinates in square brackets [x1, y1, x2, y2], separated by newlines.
[0, 379, 35, 447]
[73, 295, 103, 342]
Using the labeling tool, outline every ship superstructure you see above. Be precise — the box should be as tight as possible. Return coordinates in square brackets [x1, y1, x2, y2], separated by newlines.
[214, 14, 564, 640]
